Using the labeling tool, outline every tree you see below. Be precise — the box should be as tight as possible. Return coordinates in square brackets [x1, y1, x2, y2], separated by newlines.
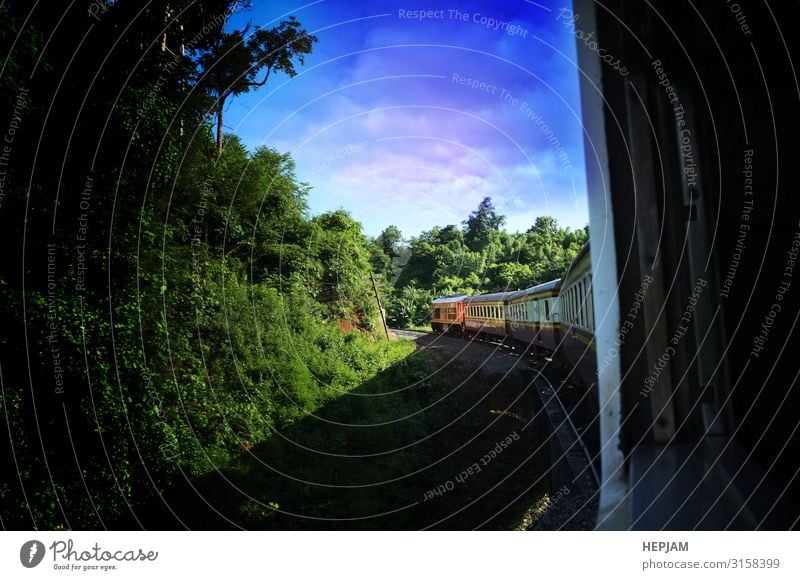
[376, 225, 403, 258]
[521, 216, 588, 282]
[463, 197, 505, 252]
[199, 15, 317, 155]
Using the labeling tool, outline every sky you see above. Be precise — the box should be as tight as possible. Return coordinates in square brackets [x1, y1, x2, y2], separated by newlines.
[224, 0, 587, 238]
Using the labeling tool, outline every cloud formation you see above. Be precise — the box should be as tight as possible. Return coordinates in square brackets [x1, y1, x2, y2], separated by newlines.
[226, 0, 588, 238]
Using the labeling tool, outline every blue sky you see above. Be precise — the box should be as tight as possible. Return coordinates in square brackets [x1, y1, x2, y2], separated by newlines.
[224, 0, 587, 238]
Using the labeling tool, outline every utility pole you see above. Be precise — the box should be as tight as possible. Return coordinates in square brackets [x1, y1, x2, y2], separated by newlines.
[370, 272, 390, 340]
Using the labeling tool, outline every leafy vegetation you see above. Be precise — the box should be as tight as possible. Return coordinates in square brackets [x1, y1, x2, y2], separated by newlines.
[0, 1, 406, 529]
[376, 198, 587, 327]
[0, 2, 581, 529]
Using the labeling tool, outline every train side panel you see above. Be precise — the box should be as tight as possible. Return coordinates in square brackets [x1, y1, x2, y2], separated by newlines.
[556, 245, 596, 387]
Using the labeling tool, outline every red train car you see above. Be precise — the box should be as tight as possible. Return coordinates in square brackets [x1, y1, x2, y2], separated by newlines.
[430, 295, 466, 334]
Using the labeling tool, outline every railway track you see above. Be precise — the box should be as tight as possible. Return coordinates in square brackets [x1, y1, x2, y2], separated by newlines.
[389, 328, 428, 340]
[395, 328, 599, 491]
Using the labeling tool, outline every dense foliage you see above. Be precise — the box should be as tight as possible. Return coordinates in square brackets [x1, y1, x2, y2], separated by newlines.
[0, 1, 407, 529]
[375, 198, 588, 328]
[0, 2, 581, 529]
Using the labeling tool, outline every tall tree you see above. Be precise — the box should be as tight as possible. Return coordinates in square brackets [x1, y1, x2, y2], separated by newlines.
[463, 197, 505, 252]
[376, 225, 403, 258]
[199, 15, 317, 155]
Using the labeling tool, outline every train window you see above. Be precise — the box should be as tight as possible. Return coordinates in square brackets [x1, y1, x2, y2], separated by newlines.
[545, 299, 551, 321]
[564, 289, 572, 324]
[581, 285, 587, 329]
[575, 285, 580, 325]
[573, 287, 578, 324]
[567, 288, 575, 324]
[568, 288, 573, 323]
[582, 279, 588, 329]
[584, 280, 589, 328]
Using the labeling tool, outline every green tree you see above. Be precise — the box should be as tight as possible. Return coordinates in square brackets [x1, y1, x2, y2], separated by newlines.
[463, 197, 505, 252]
[376, 225, 403, 258]
[199, 16, 318, 155]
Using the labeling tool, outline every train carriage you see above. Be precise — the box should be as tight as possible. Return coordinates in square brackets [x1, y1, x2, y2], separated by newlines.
[463, 291, 516, 340]
[430, 295, 466, 334]
[507, 279, 562, 353]
[555, 244, 596, 388]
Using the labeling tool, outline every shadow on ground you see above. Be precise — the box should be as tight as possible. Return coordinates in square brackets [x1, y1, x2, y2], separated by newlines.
[143, 334, 547, 530]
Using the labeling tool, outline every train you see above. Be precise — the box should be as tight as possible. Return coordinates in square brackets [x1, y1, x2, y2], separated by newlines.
[437, 0, 799, 530]
[430, 242, 596, 389]
[435, 0, 800, 530]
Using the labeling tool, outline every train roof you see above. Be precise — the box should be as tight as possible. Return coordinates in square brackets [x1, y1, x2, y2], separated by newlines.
[508, 278, 561, 300]
[431, 294, 468, 304]
[463, 290, 517, 304]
